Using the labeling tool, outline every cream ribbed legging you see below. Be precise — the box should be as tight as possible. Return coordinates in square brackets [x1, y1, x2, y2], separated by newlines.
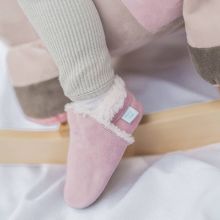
[17, 0, 115, 101]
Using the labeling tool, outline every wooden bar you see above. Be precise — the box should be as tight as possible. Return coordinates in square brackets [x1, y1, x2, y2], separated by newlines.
[0, 101, 220, 164]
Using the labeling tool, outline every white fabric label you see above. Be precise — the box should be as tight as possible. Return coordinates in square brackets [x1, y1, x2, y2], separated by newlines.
[122, 107, 139, 124]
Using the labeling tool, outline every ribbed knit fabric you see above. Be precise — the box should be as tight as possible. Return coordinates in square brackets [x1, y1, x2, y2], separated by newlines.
[18, 0, 115, 101]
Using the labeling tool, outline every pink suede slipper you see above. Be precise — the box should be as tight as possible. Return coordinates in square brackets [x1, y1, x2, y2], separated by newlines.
[64, 76, 143, 208]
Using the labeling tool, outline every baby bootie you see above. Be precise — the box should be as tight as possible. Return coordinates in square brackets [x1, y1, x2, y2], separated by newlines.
[64, 76, 143, 208]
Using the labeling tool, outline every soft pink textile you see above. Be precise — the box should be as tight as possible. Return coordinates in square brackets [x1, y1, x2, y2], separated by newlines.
[65, 114, 128, 208]
[64, 91, 143, 208]
[7, 40, 59, 86]
[0, 0, 38, 46]
[121, 0, 183, 33]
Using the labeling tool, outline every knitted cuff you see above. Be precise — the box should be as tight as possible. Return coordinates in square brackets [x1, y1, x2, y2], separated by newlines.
[18, 0, 115, 101]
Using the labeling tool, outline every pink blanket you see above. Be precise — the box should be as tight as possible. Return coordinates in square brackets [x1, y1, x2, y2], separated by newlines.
[121, 0, 183, 33]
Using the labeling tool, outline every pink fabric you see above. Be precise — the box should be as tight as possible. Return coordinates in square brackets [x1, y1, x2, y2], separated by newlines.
[64, 91, 143, 208]
[7, 40, 59, 86]
[0, 0, 38, 46]
[121, 0, 183, 33]
[27, 113, 67, 125]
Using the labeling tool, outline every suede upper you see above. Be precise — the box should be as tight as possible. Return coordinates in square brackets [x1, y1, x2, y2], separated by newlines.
[64, 90, 143, 208]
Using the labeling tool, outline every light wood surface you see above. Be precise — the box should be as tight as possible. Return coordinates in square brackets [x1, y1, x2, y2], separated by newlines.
[1, 101, 220, 164]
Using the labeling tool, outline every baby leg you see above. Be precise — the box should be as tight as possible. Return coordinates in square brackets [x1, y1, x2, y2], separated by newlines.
[18, 0, 115, 101]
[18, 0, 143, 208]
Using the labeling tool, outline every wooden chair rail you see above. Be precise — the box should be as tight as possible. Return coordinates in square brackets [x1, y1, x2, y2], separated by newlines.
[1, 101, 220, 164]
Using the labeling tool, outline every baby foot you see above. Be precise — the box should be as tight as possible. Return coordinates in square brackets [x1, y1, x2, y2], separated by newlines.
[64, 76, 143, 208]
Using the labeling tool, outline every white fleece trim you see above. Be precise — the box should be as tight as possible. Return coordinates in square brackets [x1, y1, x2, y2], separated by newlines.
[65, 75, 134, 144]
